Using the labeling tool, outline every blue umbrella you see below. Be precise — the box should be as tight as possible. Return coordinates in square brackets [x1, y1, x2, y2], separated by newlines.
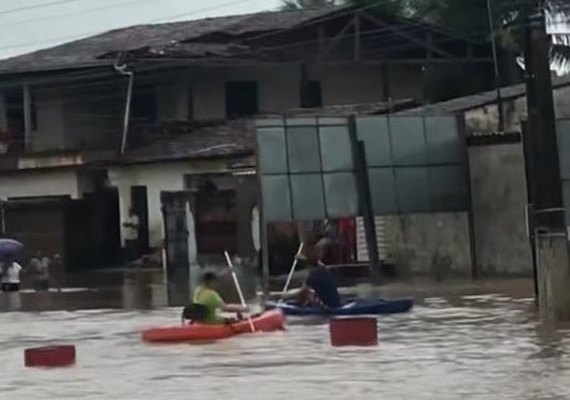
[0, 238, 23, 256]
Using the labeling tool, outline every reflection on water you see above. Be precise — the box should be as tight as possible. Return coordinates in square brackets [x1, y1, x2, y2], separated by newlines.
[0, 291, 569, 400]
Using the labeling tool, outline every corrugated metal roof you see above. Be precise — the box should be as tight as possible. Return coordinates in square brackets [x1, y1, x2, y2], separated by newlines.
[398, 74, 570, 116]
[0, 7, 343, 74]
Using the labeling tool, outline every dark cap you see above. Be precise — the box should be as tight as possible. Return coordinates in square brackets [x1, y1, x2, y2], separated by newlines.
[201, 272, 218, 283]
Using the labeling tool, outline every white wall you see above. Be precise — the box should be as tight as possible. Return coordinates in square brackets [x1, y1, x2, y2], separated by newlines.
[0, 63, 425, 153]
[0, 84, 122, 153]
[0, 94, 7, 131]
[182, 64, 422, 120]
[388, 64, 424, 102]
[63, 85, 123, 150]
[320, 64, 385, 105]
[554, 85, 570, 118]
[0, 169, 79, 200]
[31, 87, 66, 152]
[189, 65, 302, 120]
[108, 160, 231, 247]
[157, 82, 189, 121]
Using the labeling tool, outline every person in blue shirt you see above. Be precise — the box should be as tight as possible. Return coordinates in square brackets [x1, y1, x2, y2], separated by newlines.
[296, 240, 341, 309]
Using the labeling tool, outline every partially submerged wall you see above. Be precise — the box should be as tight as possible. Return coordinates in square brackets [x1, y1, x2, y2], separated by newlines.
[383, 212, 472, 278]
[380, 141, 533, 278]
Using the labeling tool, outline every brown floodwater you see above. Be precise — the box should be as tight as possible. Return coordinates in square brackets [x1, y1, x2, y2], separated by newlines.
[0, 281, 568, 400]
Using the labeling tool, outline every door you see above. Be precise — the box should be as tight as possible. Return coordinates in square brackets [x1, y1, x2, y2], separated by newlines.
[131, 186, 149, 253]
[161, 191, 190, 306]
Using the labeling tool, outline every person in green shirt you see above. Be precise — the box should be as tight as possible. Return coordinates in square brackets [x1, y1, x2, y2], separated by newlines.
[189, 272, 248, 324]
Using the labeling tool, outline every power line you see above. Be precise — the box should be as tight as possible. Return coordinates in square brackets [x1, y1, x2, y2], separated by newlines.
[0, 0, 560, 83]
[0, 0, 537, 53]
[0, 0, 160, 28]
[0, 0, 260, 52]
[0, 0, 88, 16]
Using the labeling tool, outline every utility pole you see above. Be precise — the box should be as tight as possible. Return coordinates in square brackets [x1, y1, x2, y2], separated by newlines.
[524, 0, 570, 321]
[485, 0, 504, 131]
[525, 0, 563, 219]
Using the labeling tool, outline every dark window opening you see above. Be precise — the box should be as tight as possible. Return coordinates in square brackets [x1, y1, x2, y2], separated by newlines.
[225, 81, 258, 118]
[188, 85, 194, 121]
[131, 86, 157, 123]
[300, 80, 323, 108]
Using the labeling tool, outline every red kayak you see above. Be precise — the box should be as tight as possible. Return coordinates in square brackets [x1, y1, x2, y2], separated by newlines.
[141, 309, 286, 343]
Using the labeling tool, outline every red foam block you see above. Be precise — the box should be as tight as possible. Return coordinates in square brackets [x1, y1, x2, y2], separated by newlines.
[330, 317, 378, 347]
[25, 345, 76, 368]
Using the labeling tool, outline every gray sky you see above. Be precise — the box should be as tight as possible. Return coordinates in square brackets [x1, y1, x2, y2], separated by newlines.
[0, 0, 281, 59]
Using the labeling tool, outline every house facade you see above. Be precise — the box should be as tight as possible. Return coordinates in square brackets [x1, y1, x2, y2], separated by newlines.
[395, 75, 570, 277]
[0, 6, 493, 277]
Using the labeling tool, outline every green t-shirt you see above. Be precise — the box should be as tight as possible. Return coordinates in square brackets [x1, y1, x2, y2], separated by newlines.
[193, 286, 225, 324]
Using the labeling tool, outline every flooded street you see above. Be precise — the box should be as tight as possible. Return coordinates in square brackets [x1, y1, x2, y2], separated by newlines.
[0, 285, 569, 400]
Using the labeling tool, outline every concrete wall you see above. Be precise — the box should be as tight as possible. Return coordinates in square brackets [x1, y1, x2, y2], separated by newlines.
[320, 64, 385, 105]
[2, 84, 122, 153]
[554, 85, 570, 118]
[464, 84, 570, 134]
[157, 82, 189, 121]
[62, 85, 122, 150]
[378, 141, 533, 277]
[0, 94, 7, 131]
[31, 87, 66, 152]
[468, 143, 533, 275]
[189, 65, 302, 120]
[108, 159, 234, 248]
[155, 64, 423, 121]
[0, 169, 79, 200]
[0, 63, 425, 153]
[383, 213, 472, 277]
[380, 141, 534, 278]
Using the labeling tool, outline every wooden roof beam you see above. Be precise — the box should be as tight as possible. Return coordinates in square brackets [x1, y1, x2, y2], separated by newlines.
[359, 12, 455, 59]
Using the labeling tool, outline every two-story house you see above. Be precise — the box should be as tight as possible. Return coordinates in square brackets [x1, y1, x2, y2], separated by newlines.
[0, 6, 493, 276]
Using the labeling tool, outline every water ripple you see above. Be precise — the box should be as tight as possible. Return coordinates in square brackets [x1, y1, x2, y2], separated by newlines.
[0, 295, 568, 399]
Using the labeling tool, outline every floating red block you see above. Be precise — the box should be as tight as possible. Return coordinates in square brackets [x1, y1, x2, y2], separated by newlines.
[25, 345, 76, 368]
[330, 317, 378, 347]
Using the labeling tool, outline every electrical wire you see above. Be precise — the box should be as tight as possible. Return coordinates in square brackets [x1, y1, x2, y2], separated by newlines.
[0, 0, 162, 28]
[0, 0, 89, 16]
[0, 0, 261, 52]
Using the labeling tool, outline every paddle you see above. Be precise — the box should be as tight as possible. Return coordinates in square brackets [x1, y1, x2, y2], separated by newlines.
[223, 251, 256, 333]
[278, 242, 304, 304]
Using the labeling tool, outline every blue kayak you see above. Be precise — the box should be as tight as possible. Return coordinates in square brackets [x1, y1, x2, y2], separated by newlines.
[265, 298, 413, 316]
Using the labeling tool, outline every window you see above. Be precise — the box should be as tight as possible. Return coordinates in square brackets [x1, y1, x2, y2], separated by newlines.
[225, 81, 258, 118]
[131, 86, 157, 123]
[300, 80, 323, 108]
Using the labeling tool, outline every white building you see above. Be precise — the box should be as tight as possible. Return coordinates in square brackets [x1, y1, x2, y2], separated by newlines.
[0, 6, 493, 274]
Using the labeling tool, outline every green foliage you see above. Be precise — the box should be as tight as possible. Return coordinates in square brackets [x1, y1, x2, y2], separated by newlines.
[280, 0, 337, 11]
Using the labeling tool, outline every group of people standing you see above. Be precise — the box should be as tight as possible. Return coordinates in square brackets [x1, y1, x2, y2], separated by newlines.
[0, 251, 57, 293]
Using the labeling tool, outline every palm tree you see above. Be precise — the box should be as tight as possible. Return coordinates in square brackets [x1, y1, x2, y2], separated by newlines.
[546, 3, 570, 75]
[278, 0, 570, 76]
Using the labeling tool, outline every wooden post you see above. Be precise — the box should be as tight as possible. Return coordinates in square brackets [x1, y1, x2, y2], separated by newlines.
[348, 116, 381, 282]
[524, 1, 570, 320]
[354, 14, 361, 62]
[382, 63, 390, 102]
[160, 191, 190, 306]
[521, 121, 539, 304]
[23, 84, 32, 150]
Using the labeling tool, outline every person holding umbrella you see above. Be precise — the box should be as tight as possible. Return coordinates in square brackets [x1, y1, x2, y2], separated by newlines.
[0, 238, 24, 293]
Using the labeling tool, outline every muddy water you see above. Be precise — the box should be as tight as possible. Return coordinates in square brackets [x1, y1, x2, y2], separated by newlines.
[0, 291, 569, 400]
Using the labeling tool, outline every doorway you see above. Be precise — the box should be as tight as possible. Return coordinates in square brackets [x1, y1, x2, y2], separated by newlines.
[131, 186, 150, 254]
